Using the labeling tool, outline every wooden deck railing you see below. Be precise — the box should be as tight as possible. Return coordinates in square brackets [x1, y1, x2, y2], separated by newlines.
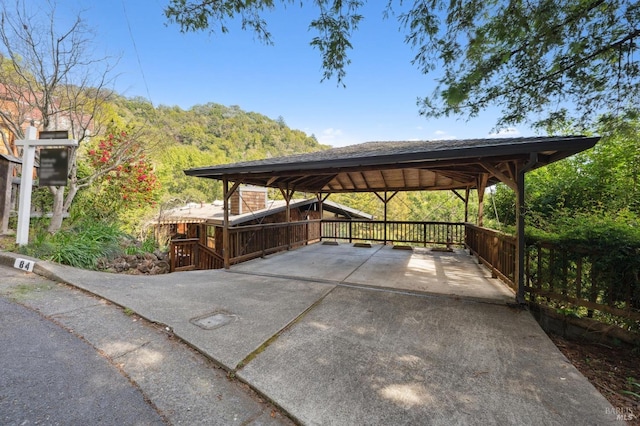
[320, 220, 466, 246]
[524, 241, 640, 328]
[170, 238, 224, 272]
[170, 220, 465, 271]
[465, 224, 639, 330]
[465, 223, 517, 291]
[228, 220, 321, 264]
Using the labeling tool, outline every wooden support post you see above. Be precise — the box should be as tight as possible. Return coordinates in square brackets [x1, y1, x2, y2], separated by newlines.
[317, 192, 327, 241]
[465, 187, 470, 223]
[515, 154, 537, 304]
[223, 179, 241, 269]
[476, 174, 489, 226]
[374, 191, 398, 245]
[317, 192, 327, 219]
[451, 188, 470, 223]
[383, 192, 388, 245]
[515, 168, 526, 303]
[280, 188, 294, 249]
[223, 178, 230, 269]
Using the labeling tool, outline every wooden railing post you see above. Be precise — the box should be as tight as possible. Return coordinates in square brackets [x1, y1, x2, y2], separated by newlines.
[423, 223, 427, 247]
[491, 235, 498, 278]
[170, 241, 176, 272]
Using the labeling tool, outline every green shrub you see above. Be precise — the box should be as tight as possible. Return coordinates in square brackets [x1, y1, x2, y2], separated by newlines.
[524, 212, 640, 331]
[19, 220, 124, 269]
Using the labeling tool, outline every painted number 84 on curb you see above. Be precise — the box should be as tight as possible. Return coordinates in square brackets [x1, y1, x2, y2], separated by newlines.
[13, 258, 35, 272]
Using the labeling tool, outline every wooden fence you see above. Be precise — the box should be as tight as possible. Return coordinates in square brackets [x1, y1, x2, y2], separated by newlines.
[321, 220, 466, 246]
[228, 220, 321, 264]
[465, 223, 517, 291]
[524, 241, 640, 329]
[465, 223, 639, 331]
[170, 238, 224, 272]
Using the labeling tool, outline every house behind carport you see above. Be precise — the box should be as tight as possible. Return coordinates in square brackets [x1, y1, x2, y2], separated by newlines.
[156, 186, 372, 268]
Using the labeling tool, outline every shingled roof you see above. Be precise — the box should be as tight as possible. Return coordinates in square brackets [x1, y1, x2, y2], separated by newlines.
[185, 136, 599, 193]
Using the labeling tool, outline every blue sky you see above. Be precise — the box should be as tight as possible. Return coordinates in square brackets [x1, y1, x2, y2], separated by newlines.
[51, 0, 532, 147]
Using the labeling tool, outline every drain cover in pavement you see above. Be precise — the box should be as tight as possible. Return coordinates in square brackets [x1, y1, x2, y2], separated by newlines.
[190, 311, 237, 330]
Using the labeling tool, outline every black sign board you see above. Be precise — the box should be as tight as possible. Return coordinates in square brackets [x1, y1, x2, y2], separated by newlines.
[39, 130, 69, 140]
[38, 148, 69, 186]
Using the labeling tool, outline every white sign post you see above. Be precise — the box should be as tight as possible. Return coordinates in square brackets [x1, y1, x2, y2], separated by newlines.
[15, 126, 77, 245]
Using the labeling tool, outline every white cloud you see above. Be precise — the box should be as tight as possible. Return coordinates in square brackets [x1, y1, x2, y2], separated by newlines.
[432, 130, 456, 140]
[322, 127, 343, 137]
[316, 127, 353, 146]
[488, 127, 520, 137]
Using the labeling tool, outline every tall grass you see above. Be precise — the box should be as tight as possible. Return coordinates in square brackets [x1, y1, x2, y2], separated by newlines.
[19, 220, 124, 269]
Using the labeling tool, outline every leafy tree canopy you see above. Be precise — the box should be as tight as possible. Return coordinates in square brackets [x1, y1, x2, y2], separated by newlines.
[489, 112, 640, 229]
[165, 0, 640, 129]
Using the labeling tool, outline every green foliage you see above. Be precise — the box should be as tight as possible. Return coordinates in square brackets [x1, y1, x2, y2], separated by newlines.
[309, 1, 363, 84]
[525, 212, 640, 331]
[83, 128, 161, 215]
[489, 115, 640, 227]
[404, 191, 479, 223]
[530, 212, 640, 248]
[328, 190, 476, 222]
[154, 144, 222, 203]
[165, 1, 640, 129]
[417, 0, 640, 129]
[144, 101, 326, 205]
[19, 220, 124, 269]
[68, 96, 326, 236]
[622, 379, 640, 399]
[485, 115, 640, 329]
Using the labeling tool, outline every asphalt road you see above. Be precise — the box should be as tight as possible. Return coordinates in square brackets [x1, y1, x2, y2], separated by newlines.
[0, 268, 165, 425]
[0, 263, 289, 426]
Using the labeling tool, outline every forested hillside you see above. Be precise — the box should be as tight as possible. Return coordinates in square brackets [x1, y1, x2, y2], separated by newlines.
[93, 96, 328, 215]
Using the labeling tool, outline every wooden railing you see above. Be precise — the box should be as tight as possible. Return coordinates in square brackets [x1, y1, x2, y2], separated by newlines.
[524, 241, 640, 328]
[465, 224, 639, 331]
[465, 223, 517, 291]
[321, 220, 466, 246]
[228, 220, 321, 264]
[170, 220, 465, 271]
[170, 238, 224, 272]
[169, 221, 638, 329]
[198, 244, 225, 270]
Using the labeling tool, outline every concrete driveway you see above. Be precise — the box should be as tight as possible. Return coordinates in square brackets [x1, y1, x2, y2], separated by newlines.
[3, 243, 623, 425]
[232, 243, 514, 302]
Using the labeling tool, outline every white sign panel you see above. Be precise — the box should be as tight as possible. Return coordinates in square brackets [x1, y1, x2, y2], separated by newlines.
[13, 257, 35, 272]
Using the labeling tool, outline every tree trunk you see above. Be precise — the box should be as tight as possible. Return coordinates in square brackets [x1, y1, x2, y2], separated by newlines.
[48, 186, 65, 233]
[0, 162, 14, 234]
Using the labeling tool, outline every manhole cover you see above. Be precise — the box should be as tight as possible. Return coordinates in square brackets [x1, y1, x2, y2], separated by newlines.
[191, 311, 237, 330]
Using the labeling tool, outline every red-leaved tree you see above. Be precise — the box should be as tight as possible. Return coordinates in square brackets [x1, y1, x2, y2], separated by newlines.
[83, 130, 160, 218]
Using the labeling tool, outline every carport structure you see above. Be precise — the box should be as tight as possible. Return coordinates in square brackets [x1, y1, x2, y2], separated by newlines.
[185, 136, 599, 303]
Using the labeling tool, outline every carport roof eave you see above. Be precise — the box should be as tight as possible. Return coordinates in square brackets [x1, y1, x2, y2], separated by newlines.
[183, 136, 600, 187]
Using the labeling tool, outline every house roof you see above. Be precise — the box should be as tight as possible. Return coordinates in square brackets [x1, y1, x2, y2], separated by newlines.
[185, 136, 600, 193]
[157, 198, 373, 226]
[0, 153, 21, 164]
